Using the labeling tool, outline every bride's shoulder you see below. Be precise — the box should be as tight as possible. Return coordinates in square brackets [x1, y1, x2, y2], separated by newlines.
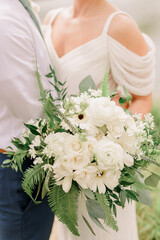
[107, 13, 149, 56]
[44, 8, 63, 25]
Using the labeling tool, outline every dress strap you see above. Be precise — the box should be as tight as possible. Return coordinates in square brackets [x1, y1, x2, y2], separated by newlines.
[103, 11, 129, 35]
[48, 8, 63, 26]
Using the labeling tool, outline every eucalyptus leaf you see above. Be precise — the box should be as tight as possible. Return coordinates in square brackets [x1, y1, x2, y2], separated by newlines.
[82, 216, 96, 236]
[86, 199, 106, 219]
[120, 191, 126, 208]
[79, 75, 95, 93]
[145, 173, 160, 187]
[89, 215, 107, 232]
[82, 188, 95, 200]
[137, 189, 152, 206]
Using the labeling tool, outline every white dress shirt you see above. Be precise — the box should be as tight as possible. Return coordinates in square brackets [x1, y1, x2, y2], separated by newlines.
[0, 0, 54, 149]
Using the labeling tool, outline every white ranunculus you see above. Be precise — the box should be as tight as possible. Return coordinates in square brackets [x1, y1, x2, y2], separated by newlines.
[124, 153, 134, 167]
[107, 121, 125, 138]
[86, 97, 116, 127]
[95, 138, 124, 171]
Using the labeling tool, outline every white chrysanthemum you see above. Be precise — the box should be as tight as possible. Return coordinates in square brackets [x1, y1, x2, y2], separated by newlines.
[33, 157, 43, 165]
[95, 138, 124, 171]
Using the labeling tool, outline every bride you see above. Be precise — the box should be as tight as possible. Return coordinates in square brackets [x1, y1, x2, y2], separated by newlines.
[43, 0, 155, 239]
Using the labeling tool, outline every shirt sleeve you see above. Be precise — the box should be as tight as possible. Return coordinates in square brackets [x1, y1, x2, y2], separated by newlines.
[0, 16, 42, 120]
[107, 33, 156, 96]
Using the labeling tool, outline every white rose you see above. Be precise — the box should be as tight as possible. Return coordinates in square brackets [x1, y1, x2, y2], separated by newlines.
[60, 153, 91, 171]
[124, 153, 134, 167]
[43, 132, 68, 158]
[63, 134, 96, 160]
[95, 138, 124, 171]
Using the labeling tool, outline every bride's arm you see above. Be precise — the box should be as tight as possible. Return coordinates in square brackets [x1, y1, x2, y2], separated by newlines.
[108, 14, 153, 114]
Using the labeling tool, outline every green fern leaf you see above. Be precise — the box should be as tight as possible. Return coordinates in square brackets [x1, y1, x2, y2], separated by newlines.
[101, 69, 110, 97]
[22, 164, 45, 203]
[95, 193, 118, 232]
[48, 181, 80, 236]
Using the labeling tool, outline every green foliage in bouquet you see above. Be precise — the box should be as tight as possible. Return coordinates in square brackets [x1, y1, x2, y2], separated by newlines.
[2, 66, 160, 237]
[48, 181, 80, 236]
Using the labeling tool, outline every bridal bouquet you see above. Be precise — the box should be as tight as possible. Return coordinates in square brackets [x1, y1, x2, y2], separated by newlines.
[2, 68, 160, 236]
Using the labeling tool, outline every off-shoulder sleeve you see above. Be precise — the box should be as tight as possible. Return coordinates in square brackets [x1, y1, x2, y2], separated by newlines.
[107, 33, 156, 96]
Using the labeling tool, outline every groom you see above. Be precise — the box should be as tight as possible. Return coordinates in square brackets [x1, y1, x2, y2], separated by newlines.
[0, 0, 55, 239]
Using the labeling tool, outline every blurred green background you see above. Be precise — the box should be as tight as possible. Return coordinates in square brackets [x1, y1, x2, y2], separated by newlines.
[35, 1, 160, 239]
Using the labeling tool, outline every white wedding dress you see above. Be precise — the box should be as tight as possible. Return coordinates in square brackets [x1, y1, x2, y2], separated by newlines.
[44, 9, 155, 240]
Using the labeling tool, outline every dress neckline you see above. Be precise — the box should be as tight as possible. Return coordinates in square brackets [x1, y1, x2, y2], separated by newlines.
[49, 9, 123, 61]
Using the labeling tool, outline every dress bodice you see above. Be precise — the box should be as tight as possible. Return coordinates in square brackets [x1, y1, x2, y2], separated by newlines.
[44, 9, 155, 96]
